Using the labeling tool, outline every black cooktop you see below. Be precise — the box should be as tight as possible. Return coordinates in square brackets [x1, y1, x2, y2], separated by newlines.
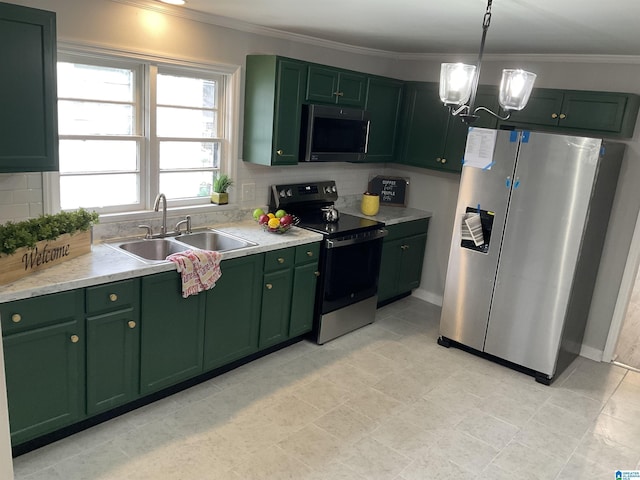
[297, 212, 383, 238]
[269, 181, 385, 239]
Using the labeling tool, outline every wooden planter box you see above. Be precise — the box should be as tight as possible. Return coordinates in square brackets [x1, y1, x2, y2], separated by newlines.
[0, 230, 92, 285]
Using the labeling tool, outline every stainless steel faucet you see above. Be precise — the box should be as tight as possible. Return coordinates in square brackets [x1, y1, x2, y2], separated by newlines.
[153, 193, 168, 236]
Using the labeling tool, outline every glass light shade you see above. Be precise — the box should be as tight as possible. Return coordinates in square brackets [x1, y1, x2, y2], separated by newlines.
[498, 69, 537, 111]
[439, 63, 477, 105]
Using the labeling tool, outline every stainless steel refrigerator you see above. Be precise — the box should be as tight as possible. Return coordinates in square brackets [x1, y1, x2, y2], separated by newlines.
[438, 129, 624, 384]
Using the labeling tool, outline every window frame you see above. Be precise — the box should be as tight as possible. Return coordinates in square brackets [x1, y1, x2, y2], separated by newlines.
[45, 44, 240, 221]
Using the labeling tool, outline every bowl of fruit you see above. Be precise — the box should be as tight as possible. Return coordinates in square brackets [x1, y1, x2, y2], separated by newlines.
[252, 208, 299, 234]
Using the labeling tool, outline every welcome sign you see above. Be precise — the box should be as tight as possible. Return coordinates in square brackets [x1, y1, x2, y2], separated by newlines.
[0, 230, 92, 285]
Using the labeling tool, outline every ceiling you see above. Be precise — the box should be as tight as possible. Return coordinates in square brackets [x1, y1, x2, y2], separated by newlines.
[172, 0, 640, 56]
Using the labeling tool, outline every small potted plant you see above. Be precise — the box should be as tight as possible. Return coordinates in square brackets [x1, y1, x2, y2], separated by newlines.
[211, 174, 233, 205]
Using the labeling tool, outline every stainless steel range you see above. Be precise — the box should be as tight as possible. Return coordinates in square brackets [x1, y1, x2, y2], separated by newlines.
[269, 181, 387, 344]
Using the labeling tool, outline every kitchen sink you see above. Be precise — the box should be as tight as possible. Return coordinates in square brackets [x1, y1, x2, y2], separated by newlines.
[106, 229, 257, 263]
[177, 230, 257, 251]
[117, 238, 191, 262]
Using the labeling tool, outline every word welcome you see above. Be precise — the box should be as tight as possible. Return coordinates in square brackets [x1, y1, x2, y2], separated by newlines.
[22, 242, 71, 270]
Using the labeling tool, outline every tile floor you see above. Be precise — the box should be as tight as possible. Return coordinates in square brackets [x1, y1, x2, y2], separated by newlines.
[614, 267, 640, 370]
[12, 297, 640, 480]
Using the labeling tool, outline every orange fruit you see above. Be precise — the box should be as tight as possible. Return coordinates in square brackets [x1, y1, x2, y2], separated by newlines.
[267, 217, 280, 229]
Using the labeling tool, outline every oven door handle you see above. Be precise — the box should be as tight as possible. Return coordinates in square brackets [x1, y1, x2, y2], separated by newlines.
[325, 228, 388, 249]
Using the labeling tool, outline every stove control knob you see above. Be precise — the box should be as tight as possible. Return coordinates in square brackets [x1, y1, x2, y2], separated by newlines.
[279, 189, 287, 198]
[287, 189, 293, 197]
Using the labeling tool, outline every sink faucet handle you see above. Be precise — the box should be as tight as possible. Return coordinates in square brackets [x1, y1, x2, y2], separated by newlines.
[174, 215, 192, 235]
[138, 224, 153, 239]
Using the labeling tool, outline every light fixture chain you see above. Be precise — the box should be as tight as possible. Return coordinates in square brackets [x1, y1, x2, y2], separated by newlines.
[483, 0, 492, 30]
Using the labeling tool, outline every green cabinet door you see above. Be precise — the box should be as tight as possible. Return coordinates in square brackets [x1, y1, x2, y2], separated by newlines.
[363, 76, 403, 163]
[561, 91, 630, 133]
[0, 3, 58, 173]
[397, 233, 428, 294]
[140, 271, 205, 395]
[288, 243, 320, 337]
[378, 238, 404, 304]
[397, 82, 450, 171]
[203, 254, 263, 370]
[244, 55, 307, 166]
[1, 290, 84, 446]
[86, 308, 140, 415]
[85, 279, 140, 414]
[259, 268, 293, 349]
[306, 66, 366, 107]
[505, 88, 564, 127]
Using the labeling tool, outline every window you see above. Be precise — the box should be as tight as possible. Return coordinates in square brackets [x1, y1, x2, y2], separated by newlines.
[56, 54, 228, 213]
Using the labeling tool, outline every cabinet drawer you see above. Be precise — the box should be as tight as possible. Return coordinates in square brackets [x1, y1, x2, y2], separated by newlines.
[384, 219, 429, 242]
[295, 243, 320, 265]
[264, 248, 295, 272]
[1, 290, 81, 335]
[86, 279, 138, 315]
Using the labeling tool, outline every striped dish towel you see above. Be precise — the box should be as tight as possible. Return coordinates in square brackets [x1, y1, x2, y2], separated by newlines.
[166, 249, 222, 298]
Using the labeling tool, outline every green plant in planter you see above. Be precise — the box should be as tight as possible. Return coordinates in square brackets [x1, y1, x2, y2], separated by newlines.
[0, 208, 99, 257]
[211, 174, 233, 204]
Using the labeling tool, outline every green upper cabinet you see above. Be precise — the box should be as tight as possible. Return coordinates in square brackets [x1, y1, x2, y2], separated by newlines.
[306, 65, 367, 107]
[243, 55, 307, 166]
[139, 271, 205, 395]
[501, 88, 640, 138]
[397, 82, 498, 173]
[361, 76, 404, 163]
[203, 254, 263, 371]
[0, 2, 58, 173]
[397, 82, 449, 171]
[1, 290, 84, 446]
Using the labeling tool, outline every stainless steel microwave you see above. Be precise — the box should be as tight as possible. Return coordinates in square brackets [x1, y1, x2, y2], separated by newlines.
[299, 104, 370, 162]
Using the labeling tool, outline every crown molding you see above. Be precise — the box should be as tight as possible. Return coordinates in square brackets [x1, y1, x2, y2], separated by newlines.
[109, 0, 640, 65]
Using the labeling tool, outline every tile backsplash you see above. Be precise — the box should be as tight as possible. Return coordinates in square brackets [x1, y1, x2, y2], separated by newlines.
[0, 173, 44, 224]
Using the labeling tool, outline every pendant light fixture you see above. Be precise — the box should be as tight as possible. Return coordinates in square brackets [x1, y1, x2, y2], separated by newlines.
[439, 0, 537, 124]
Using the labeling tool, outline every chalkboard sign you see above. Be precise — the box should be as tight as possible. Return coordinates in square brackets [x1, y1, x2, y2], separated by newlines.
[367, 176, 408, 207]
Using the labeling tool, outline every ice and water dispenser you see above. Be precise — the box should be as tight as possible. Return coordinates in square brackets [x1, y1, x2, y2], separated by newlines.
[460, 207, 494, 254]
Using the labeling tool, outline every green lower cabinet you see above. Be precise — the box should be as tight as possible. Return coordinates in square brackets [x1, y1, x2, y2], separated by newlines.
[203, 255, 263, 370]
[1, 290, 84, 446]
[140, 271, 205, 395]
[378, 220, 429, 304]
[259, 268, 294, 349]
[289, 262, 319, 337]
[86, 308, 140, 415]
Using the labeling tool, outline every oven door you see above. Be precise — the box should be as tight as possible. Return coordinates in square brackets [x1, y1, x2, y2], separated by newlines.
[320, 231, 385, 314]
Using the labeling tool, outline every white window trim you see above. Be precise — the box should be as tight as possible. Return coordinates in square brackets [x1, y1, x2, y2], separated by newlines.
[45, 41, 242, 223]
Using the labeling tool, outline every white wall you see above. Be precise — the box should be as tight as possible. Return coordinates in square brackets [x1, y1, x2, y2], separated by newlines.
[3, 1, 639, 358]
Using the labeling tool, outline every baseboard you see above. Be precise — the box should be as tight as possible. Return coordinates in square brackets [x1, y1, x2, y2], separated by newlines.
[411, 288, 443, 306]
[579, 344, 603, 362]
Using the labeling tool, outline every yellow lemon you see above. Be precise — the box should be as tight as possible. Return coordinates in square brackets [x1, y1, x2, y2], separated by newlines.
[267, 213, 276, 219]
[267, 217, 280, 229]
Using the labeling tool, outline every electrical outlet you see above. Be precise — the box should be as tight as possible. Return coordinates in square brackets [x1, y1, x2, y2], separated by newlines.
[242, 183, 256, 202]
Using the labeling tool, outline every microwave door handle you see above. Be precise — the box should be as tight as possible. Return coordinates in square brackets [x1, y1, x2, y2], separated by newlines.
[364, 120, 371, 154]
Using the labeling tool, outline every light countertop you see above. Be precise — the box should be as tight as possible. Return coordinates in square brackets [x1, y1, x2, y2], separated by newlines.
[0, 206, 433, 304]
[0, 220, 323, 304]
[340, 205, 432, 225]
